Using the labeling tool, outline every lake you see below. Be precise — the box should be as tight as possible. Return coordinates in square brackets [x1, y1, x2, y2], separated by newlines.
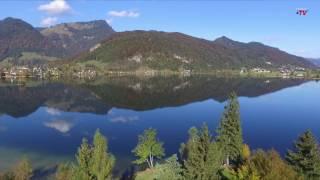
[0, 76, 320, 176]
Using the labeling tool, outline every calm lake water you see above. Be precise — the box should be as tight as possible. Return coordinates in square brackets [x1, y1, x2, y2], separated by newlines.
[0, 76, 320, 175]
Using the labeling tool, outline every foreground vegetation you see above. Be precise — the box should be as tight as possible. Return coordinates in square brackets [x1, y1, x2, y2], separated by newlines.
[1, 93, 320, 180]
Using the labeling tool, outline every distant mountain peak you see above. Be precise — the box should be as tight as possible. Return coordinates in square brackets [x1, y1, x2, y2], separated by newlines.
[0, 17, 62, 61]
[39, 19, 115, 57]
[43, 19, 114, 31]
[247, 41, 264, 46]
[215, 36, 232, 41]
[3, 17, 16, 21]
[213, 36, 244, 48]
[307, 58, 320, 67]
[0, 17, 34, 30]
[0, 17, 115, 63]
[2, 17, 23, 22]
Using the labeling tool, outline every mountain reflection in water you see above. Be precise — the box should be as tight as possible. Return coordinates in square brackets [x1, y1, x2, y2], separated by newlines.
[0, 76, 316, 174]
[0, 76, 306, 117]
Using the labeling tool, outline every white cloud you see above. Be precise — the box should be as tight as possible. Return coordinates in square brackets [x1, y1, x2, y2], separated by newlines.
[44, 120, 73, 133]
[45, 107, 61, 115]
[110, 116, 139, 123]
[41, 17, 58, 27]
[108, 10, 140, 18]
[106, 18, 113, 24]
[38, 0, 71, 15]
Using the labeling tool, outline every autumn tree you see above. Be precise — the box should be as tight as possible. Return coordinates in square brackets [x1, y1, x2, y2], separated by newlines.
[221, 148, 301, 180]
[250, 149, 301, 180]
[216, 92, 243, 165]
[132, 128, 165, 168]
[55, 163, 73, 180]
[0, 172, 14, 180]
[220, 144, 259, 180]
[13, 158, 33, 180]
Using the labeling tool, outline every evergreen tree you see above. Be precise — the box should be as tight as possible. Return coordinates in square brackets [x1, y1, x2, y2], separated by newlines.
[220, 144, 259, 180]
[75, 138, 92, 179]
[180, 124, 223, 180]
[72, 129, 115, 180]
[90, 129, 115, 180]
[13, 158, 33, 180]
[216, 92, 243, 165]
[154, 154, 183, 180]
[135, 154, 183, 180]
[132, 128, 165, 168]
[286, 130, 320, 179]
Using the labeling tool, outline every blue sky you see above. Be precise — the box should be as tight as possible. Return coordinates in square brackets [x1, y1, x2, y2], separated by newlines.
[0, 0, 319, 58]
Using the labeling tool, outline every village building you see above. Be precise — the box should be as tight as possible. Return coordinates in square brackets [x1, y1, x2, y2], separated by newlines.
[251, 67, 271, 73]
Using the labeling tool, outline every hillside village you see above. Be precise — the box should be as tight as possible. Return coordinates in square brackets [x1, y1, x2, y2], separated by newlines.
[244, 65, 308, 78]
[0, 66, 97, 79]
[0, 64, 314, 80]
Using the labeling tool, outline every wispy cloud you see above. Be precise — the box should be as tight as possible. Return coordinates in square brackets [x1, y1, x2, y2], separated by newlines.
[109, 116, 139, 123]
[41, 17, 58, 27]
[108, 10, 140, 18]
[44, 120, 73, 133]
[38, 0, 71, 15]
[45, 107, 61, 116]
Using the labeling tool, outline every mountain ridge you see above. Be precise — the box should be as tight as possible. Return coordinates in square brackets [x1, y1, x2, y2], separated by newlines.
[0, 17, 316, 70]
[74, 30, 315, 71]
[40, 19, 115, 57]
[0, 17, 114, 65]
[0, 17, 63, 61]
[307, 58, 320, 67]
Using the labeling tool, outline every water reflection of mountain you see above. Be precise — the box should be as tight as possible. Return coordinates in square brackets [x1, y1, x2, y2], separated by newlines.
[0, 76, 307, 117]
[81, 76, 307, 110]
[0, 82, 111, 117]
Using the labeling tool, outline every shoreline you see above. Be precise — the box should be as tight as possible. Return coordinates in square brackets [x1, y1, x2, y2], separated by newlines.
[1, 69, 320, 81]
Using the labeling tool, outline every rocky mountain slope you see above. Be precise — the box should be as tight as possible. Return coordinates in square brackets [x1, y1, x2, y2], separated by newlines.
[40, 20, 114, 57]
[0, 17, 114, 64]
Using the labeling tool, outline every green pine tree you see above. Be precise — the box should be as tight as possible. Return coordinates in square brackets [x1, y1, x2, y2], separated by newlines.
[180, 124, 223, 180]
[154, 154, 183, 180]
[72, 129, 115, 180]
[286, 130, 320, 179]
[89, 129, 115, 180]
[216, 92, 243, 165]
[132, 128, 165, 169]
[75, 138, 92, 179]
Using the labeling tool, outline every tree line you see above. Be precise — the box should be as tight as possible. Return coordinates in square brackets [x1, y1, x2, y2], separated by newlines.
[1, 92, 320, 180]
